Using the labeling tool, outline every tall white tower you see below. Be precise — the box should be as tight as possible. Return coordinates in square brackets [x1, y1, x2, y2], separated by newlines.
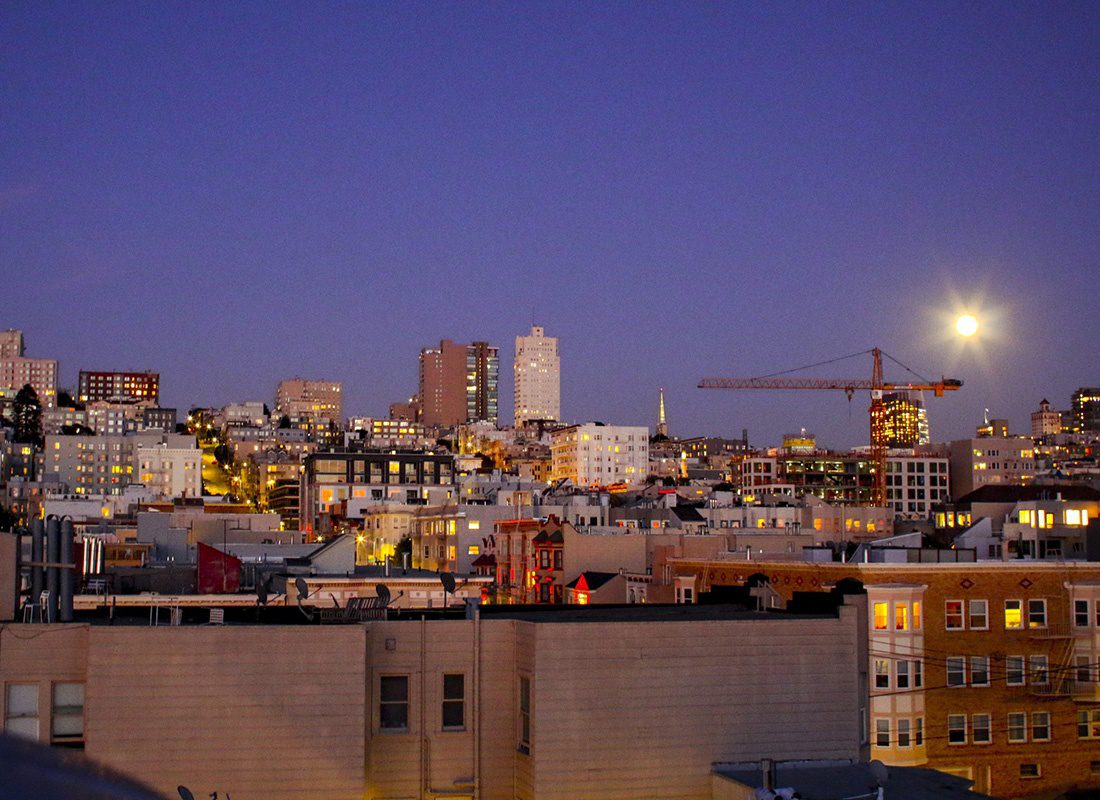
[514, 325, 560, 428]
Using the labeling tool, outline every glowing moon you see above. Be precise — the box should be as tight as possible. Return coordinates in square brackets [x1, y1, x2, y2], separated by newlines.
[956, 314, 979, 337]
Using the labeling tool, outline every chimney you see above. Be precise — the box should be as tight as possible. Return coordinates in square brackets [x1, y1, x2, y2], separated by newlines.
[46, 517, 60, 622]
[59, 519, 74, 622]
[761, 758, 777, 790]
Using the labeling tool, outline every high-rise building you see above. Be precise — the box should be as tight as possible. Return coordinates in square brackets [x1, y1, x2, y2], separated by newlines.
[513, 326, 559, 428]
[1072, 387, 1100, 434]
[418, 340, 498, 427]
[274, 378, 343, 425]
[0, 356, 58, 408]
[0, 329, 24, 358]
[877, 391, 929, 448]
[78, 370, 160, 404]
[1031, 398, 1062, 437]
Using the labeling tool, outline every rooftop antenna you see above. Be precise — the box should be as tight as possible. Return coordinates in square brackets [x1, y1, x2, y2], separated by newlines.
[293, 576, 314, 621]
[376, 584, 392, 606]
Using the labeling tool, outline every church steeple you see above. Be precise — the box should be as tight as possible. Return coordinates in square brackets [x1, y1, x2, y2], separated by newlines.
[656, 387, 669, 438]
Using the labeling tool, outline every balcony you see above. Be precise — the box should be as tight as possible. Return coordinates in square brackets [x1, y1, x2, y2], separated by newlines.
[1027, 621, 1076, 639]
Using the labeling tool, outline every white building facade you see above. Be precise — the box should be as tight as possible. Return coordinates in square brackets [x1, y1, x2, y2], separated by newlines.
[550, 423, 648, 486]
[513, 325, 560, 427]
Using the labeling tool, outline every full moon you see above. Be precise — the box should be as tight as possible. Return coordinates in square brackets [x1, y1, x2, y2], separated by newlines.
[956, 314, 979, 337]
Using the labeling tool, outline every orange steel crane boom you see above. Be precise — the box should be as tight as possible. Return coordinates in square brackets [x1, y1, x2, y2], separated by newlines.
[699, 348, 963, 507]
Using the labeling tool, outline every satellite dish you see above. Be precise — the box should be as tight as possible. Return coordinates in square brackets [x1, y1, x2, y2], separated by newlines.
[256, 576, 272, 606]
[376, 584, 392, 605]
[868, 759, 889, 787]
[178, 787, 196, 800]
[295, 576, 309, 602]
[440, 572, 456, 594]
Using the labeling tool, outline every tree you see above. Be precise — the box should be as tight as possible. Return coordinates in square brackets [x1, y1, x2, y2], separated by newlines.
[278, 414, 292, 429]
[56, 389, 83, 410]
[395, 535, 413, 567]
[13, 384, 42, 446]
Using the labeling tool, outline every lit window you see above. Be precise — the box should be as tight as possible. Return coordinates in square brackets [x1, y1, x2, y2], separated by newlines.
[873, 602, 888, 630]
[1005, 600, 1023, 630]
[895, 603, 908, 631]
[1028, 599, 1047, 629]
[912, 601, 921, 630]
[945, 600, 964, 630]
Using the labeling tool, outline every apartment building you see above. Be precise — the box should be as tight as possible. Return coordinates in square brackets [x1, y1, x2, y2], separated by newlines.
[667, 557, 1100, 798]
[274, 378, 343, 426]
[0, 603, 867, 800]
[948, 437, 1038, 498]
[513, 325, 560, 427]
[133, 442, 201, 499]
[886, 454, 951, 520]
[418, 339, 499, 426]
[77, 370, 159, 404]
[43, 432, 197, 496]
[0, 329, 24, 358]
[300, 452, 456, 536]
[550, 423, 648, 486]
[0, 356, 57, 408]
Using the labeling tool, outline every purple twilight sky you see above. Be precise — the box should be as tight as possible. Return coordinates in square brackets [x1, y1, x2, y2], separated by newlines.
[1, 2, 1097, 448]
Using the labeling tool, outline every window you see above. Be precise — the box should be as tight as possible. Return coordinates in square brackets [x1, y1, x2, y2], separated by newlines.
[915, 717, 923, 746]
[1008, 712, 1028, 742]
[1005, 599, 1023, 630]
[1076, 599, 1090, 627]
[1032, 712, 1051, 742]
[969, 600, 988, 630]
[1028, 599, 1047, 629]
[379, 676, 409, 731]
[1030, 655, 1049, 685]
[4, 684, 38, 740]
[896, 660, 910, 689]
[947, 657, 966, 687]
[947, 714, 967, 744]
[912, 601, 921, 630]
[895, 603, 909, 631]
[914, 659, 923, 688]
[1020, 763, 1040, 779]
[945, 600, 964, 630]
[442, 674, 464, 730]
[873, 601, 888, 630]
[1078, 655, 1093, 684]
[874, 659, 890, 689]
[970, 656, 990, 687]
[50, 683, 84, 746]
[972, 713, 991, 744]
[1079, 709, 1100, 739]
[518, 676, 531, 753]
[875, 718, 890, 747]
[896, 718, 911, 747]
[1006, 655, 1025, 686]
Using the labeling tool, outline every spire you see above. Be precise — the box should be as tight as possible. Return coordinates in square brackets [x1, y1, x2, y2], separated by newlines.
[656, 387, 669, 438]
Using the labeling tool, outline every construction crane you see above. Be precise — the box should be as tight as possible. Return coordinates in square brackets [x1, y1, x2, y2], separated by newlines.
[699, 348, 962, 508]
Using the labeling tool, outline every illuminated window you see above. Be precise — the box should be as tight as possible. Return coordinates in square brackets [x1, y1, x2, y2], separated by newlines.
[467, 545, 480, 556]
[894, 603, 908, 630]
[1028, 599, 1047, 628]
[1020, 509, 1032, 525]
[945, 600, 964, 630]
[1005, 600, 1023, 630]
[873, 602, 888, 630]
[468, 520, 480, 531]
[912, 601, 921, 630]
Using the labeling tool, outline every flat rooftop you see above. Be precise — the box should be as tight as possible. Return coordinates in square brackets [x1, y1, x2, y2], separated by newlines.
[480, 603, 841, 624]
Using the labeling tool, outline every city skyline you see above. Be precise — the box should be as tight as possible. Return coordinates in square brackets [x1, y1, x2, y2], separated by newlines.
[2, 4, 1097, 447]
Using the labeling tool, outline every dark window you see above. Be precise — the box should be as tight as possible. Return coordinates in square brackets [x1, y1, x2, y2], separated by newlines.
[380, 676, 409, 730]
[442, 674, 464, 730]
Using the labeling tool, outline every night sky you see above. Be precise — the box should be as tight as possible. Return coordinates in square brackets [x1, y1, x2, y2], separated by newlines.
[2, 3, 1097, 448]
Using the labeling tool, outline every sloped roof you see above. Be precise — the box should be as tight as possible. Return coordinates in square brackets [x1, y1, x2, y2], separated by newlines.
[566, 571, 620, 591]
[471, 553, 496, 568]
